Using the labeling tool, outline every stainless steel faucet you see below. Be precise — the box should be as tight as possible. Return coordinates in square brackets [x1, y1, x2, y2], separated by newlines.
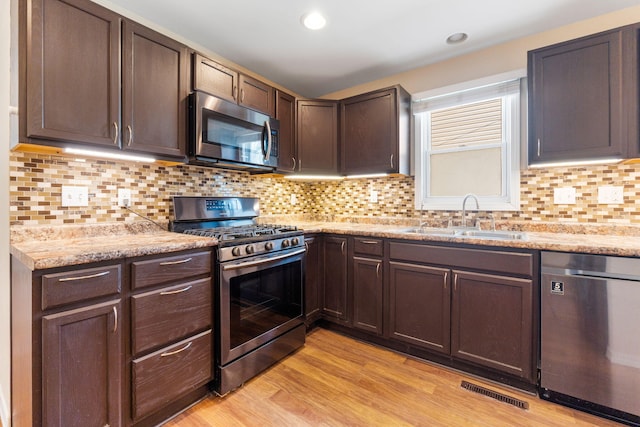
[461, 193, 480, 228]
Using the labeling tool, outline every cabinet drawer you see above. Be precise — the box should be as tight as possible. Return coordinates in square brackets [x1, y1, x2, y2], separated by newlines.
[132, 278, 212, 355]
[353, 237, 383, 257]
[132, 330, 212, 420]
[132, 251, 211, 289]
[389, 242, 533, 277]
[42, 264, 121, 310]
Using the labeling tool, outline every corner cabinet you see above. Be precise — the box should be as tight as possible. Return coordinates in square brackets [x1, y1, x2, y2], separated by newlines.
[20, 0, 189, 161]
[296, 100, 339, 174]
[528, 24, 638, 164]
[341, 86, 411, 175]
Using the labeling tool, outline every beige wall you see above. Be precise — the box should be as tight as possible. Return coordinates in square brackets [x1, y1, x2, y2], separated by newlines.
[322, 5, 640, 99]
[1, 0, 12, 424]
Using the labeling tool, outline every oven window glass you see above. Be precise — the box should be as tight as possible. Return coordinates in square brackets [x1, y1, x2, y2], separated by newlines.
[229, 260, 303, 349]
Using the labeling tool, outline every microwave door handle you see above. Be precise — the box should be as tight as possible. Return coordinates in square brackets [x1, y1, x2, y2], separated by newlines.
[263, 120, 272, 161]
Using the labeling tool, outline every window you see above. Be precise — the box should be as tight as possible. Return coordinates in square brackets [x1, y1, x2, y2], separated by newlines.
[413, 75, 524, 211]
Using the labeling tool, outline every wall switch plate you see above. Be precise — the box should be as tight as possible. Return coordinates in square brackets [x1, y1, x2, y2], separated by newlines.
[118, 188, 132, 207]
[598, 186, 623, 204]
[290, 193, 297, 205]
[553, 187, 576, 204]
[61, 185, 88, 207]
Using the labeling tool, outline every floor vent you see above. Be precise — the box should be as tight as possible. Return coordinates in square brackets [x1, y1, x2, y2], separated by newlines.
[461, 381, 530, 410]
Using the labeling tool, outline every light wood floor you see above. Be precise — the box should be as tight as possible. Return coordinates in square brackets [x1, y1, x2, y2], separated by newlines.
[165, 328, 622, 427]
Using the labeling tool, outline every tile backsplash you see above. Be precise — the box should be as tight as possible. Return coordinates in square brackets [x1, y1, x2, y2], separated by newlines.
[9, 152, 640, 227]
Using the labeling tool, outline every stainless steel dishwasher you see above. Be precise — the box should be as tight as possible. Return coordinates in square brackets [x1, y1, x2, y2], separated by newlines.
[540, 252, 640, 426]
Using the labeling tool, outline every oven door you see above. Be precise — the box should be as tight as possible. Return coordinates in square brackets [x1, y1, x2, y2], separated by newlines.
[218, 247, 304, 366]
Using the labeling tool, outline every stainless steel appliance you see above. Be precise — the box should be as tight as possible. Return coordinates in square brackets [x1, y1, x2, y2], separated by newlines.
[170, 196, 305, 395]
[540, 252, 640, 426]
[189, 91, 279, 172]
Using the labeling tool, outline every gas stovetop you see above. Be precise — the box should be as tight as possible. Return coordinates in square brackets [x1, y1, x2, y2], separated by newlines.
[170, 196, 304, 261]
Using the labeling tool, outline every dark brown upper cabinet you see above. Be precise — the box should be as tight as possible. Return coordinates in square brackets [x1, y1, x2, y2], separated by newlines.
[22, 0, 121, 149]
[296, 99, 339, 174]
[122, 21, 189, 158]
[340, 86, 411, 175]
[528, 25, 638, 165]
[275, 90, 297, 173]
[21, 0, 189, 161]
[193, 53, 275, 117]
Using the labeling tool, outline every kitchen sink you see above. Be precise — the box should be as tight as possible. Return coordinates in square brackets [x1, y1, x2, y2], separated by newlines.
[400, 227, 527, 240]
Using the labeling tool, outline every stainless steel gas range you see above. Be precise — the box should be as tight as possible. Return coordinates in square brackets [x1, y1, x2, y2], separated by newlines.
[170, 196, 306, 395]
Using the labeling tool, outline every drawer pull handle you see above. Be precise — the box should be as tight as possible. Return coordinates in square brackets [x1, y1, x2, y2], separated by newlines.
[112, 306, 118, 334]
[161, 342, 192, 357]
[160, 285, 192, 296]
[58, 271, 110, 282]
[159, 257, 192, 266]
[360, 240, 379, 245]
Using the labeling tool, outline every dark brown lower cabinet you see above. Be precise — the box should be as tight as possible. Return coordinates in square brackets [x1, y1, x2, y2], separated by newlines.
[304, 235, 322, 325]
[388, 262, 450, 354]
[352, 256, 383, 335]
[42, 299, 122, 427]
[322, 236, 348, 322]
[451, 270, 534, 381]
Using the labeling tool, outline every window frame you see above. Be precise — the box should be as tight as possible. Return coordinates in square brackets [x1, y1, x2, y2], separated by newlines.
[413, 73, 524, 211]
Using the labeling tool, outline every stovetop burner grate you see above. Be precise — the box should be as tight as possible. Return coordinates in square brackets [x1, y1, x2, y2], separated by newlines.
[182, 224, 299, 241]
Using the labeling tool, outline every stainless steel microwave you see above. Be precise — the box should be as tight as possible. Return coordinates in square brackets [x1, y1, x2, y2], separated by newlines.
[188, 91, 279, 171]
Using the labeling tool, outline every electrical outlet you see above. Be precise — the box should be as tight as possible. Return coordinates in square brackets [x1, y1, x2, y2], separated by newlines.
[290, 194, 297, 205]
[598, 186, 623, 204]
[118, 188, 132, 207]
[61, 185, 88, 207]
[369, 189, 378, 203]
[553, 187, 576, 205]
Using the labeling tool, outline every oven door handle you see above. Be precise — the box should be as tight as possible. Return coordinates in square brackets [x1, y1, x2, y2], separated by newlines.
[222, 248, 305, 271]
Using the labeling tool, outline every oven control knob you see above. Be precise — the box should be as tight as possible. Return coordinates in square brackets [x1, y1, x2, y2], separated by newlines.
[265, 242, 274, 251]
[245, 245, 255, 254]
[291, 237, 300, 246]
[281, 239, 290, 248]
[231, 247, 241, 257]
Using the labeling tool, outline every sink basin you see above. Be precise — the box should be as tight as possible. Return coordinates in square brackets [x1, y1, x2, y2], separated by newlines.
[458, 230, 527, 240]
[399, 227, 527, 241]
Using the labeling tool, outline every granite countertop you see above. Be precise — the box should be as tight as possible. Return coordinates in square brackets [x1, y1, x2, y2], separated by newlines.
[286, 220, 640, 257]
[10, 222, 217, 271]
[11, 219, 640, 271]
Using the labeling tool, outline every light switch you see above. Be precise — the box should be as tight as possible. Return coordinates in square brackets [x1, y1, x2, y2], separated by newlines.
[61, 185, 88, 207]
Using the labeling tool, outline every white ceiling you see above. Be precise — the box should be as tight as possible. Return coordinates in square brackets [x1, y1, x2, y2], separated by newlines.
[105, 0, 640, 97]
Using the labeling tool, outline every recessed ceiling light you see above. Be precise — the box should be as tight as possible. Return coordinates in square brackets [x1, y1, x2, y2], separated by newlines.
[301, 12, 327, 30]
[446, 32, 468, 44]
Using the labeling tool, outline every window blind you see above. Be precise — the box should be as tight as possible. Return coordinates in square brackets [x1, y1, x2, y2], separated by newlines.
[431, 98, 503, 150]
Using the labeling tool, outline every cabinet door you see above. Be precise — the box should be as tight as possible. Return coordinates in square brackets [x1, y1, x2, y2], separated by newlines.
[322, 236, 348, 321]
[528, 29, 626, 164]
[352, 256, 383, 335]
[341, 88, 397, 175]
[239, 74, 275, 116]
[42, 299, 122, 427]
[122, 20, 189, 158]
[388, 262, 451, 354]
[276, 90, 297, 172]
[451, 270, 534, 381]
[25, 0, 120, 148]
[297, 100, 339, 174]
[304, 235, 322, 324]
[193, 53, 239, 103]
